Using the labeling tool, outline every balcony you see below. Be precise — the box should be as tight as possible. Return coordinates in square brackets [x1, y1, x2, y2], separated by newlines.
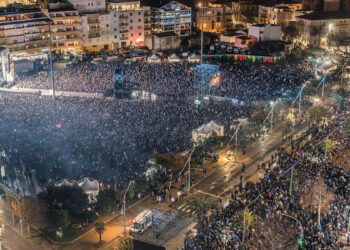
[119, 30, 128, 33]
[119, 22, 129, 27]
[119, 15, 128, 20]
[88, 34, 100, 38]
[88, 19, 100, 24]
[120, 36, 128, 40]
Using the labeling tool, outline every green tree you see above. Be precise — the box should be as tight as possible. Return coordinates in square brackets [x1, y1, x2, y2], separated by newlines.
[50, 209, 70, 227]
[38, 185, 89, 220]
[331, 88, 349, 113]
[187, 197, 209, 222]
[251, 109, 266, 125]
[118, 238, 134, 250]
[238, 209, 256, 241]
[323, 138, 340, 157]
[308, 106, 329, 123]
[95, 222, 105, 246]
[281, 25, 299, 42]
[96, 188, 120, 214]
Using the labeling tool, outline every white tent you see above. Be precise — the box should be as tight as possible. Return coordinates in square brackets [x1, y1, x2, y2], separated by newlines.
[192, 120, 224, 143]
[78, 178, 100, 202]
[148, 54, 161, 63]
[55, 179, 76, 187]
[188, 53, 200, 63]
[168, 53, 181, 63]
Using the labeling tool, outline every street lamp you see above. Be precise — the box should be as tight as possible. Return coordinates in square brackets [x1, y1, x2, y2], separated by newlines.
[199, 4, 204, 64]
[123, 180, 134, 237]
[226, 120, 242, 162]
[48, 21, 56, 100]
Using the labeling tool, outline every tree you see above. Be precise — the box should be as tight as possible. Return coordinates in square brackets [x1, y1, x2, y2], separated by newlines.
[118, 238, 134, 250]
[154, 153, 186, 171]
[187, 197, 209, 222]
[246, 216, 299, 250]
[281, 25, 299, 42]
[308, 106, 329, 123]
[237, 209, 256, 241]
[96, 188, 120, 214]
[331, 88, 349, 112]
[322, 138, 340, 158]
[95, 222, 105, 246]
[10, 197, 44, 223]
[38, 185, 89, 220]
[251, 109, 266, 125]
[328, 32, 347, 49]
[49, 209, 70, 227]
[299, 176, 334, 226]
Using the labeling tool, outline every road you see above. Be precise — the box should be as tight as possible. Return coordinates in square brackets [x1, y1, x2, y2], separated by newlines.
[0, 202, 36, 250]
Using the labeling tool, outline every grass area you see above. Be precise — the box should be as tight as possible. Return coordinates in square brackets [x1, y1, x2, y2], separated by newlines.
[45, 226, 87, 242]
[93, 240, 106, 248]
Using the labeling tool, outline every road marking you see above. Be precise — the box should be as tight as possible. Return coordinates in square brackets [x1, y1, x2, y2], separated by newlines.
[196, 190, 223, 199]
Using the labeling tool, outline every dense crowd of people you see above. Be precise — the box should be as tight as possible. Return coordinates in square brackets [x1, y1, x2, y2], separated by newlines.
[0, 93, 249, 195]
[15, 60, 312, 102]
[184, 109, 350, 249]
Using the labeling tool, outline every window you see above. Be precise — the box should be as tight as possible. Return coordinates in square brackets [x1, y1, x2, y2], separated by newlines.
[130, 19, 133, 23]
[114, 35, 117, 39]
[130, 13, 133, 16]
[138, 12, 141, 15]
[131, 33, 133, 37]
[114, 14, 116, 17]
[138, 19, 141, 22]
[139, 32, 141, 35]
[106, 24, 109, 27]
[130, 26, 133, 29]
[114, 28, 117, 31]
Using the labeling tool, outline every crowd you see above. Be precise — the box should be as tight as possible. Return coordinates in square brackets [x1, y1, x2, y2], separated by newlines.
[0, 93, 249, 195]
[184, 109, 350, 249]
[15, 60, 312, 102]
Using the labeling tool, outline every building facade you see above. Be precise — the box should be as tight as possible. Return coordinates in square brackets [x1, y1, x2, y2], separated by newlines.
[0, 5, 50, 60]
[42, 2, 82, 54]
[248, 24, 281, 42]
[296, 11, 350, 49]
[195, 3, 233, 33]
[258, 3, 304, 26]
[150, 1, 191, 37]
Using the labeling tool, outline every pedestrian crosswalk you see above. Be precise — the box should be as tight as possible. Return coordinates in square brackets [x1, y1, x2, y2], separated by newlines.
[176, 190, 220, 215]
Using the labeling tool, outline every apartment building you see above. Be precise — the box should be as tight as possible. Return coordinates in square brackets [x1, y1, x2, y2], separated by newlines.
[296, 11, 350, 48]
[0, 0, 39, 8]
[108, 1, 148, 49]
[0, 5, 50, 60]
[195, 2, 233, 33]
[150, 1, 191, 37]
[258, 3, 304, 25]
[42, 1, 82, 54]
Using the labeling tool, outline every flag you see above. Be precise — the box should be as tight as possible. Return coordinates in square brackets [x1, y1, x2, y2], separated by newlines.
[56, 123, 61, 129]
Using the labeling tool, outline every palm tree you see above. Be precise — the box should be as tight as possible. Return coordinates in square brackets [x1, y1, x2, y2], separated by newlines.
[330, 88, 349, 113]
[308, 106, 329, 123]
[323, 138, 340, 158]
[187, 197, 209, 222]
[118, 238, 133, 250]
[238, 209, 256, 242]
[95, 222, 105, 246]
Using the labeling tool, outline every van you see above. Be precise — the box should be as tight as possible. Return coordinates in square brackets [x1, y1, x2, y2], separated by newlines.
[227, 46, 233, 53]
[130, 209, 153, 234]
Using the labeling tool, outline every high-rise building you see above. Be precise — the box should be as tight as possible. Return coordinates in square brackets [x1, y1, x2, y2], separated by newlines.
[42, 1, 82, 54]
[0, 4, 51, 60]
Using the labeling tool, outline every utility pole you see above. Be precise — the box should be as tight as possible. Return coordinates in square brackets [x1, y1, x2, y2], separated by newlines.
[200, 5, 204, 64]
[123, 180, 133, 237]
[289, 165, 294, 195]
[49, 21, 55, 100]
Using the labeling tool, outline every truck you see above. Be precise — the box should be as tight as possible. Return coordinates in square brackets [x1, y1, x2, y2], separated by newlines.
[129, 209, 153, 234]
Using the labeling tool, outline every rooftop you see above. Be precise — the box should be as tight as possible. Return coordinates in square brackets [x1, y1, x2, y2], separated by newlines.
[298, 11, 350, 20]
[251, 23, 280, 27]
[236, 35, 252, 40]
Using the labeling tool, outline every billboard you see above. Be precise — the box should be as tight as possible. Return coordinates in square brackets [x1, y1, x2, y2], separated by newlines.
[210, 72, 221, 86]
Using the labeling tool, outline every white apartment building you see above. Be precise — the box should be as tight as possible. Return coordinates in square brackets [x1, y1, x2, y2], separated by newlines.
[296, 11, 350, 49]
[151, 1, 191, 37]
[248, 24, 281, 42]
[68, 0, 106, 13]
[108, 1, 148, 49]
[258, 3, 304, 26]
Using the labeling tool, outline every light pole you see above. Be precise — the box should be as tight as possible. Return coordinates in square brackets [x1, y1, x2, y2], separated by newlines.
[264, 98, 281, 130]
[292, 83, 307, 120]
[200, 4, 204, 64]
[316, 72, 328, 98]
[280, 213, 304, 240]
[289, 165, 295, 195]
[227, 121, 242, 162]
[123, 180, 133, 237]
[48, 21, 55, 100]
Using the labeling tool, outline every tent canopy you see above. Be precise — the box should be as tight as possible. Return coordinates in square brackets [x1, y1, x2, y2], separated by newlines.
[148, 54, 160, 62]
[188, 54, 199, 60]
[78, 178, 99, 192]
[168, 53, 180, 62]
